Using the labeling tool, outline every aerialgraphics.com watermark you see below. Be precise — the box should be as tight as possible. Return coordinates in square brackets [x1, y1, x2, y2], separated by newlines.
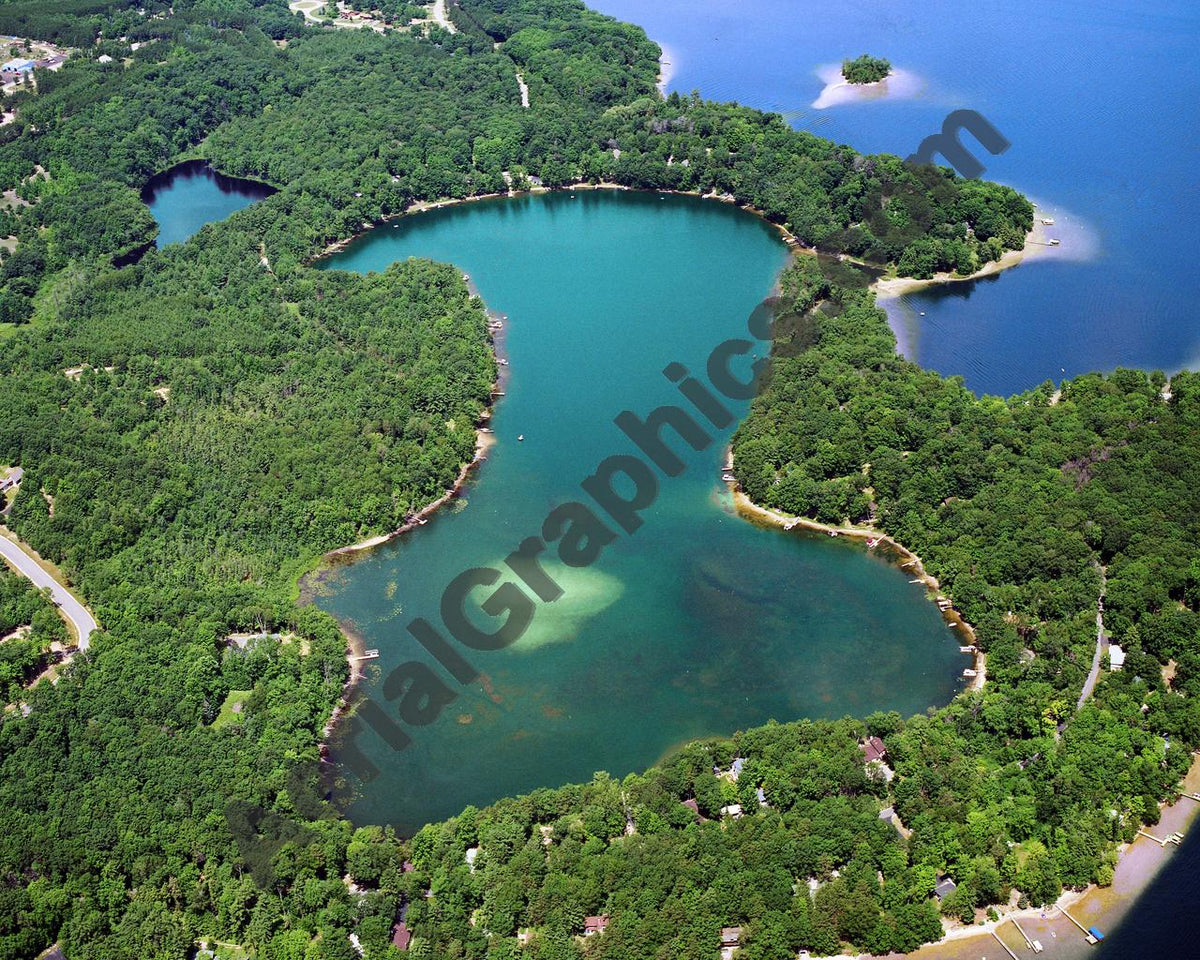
[228, 107, 1011, 875]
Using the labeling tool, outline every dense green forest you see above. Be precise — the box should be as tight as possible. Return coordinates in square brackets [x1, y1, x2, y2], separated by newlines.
[0, 0, 1185, 959]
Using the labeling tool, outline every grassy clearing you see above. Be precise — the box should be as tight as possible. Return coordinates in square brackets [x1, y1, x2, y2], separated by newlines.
[213, 689, 251, 728]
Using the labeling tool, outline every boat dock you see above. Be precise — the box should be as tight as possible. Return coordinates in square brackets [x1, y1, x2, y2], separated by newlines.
[1059, 906, 1103, 945]
[350, 649, 380, 661]
[1136, 827, 1184, 847]
[1010, 917, 1043, 953]
[991, 929, 1020, 960]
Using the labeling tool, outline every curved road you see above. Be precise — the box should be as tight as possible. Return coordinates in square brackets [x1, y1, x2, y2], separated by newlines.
[0, 532, 96, 649]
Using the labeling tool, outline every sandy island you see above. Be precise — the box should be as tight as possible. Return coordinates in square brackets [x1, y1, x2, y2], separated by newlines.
[812, 63, 924, 110]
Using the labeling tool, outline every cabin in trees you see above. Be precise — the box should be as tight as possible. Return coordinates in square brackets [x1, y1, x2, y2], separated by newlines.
[860, 736, 895, 781]
[583, 915, 610, 936]
[719, 927, 743, 960]
[390, 921, 412, 950]
[681, 797, 705, 822]
[934, 876, 958, 901]
[860, 736, 887, 763]
[1110, 644, 1126, 670]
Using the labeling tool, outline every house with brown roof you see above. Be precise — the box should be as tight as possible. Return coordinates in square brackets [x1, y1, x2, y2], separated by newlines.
[583, 915, 609, 936]
[860, 736, 887, 763]
[859, 736, 894, 782]
[391, 921, 412, 950]
[720, 926, 743, 960]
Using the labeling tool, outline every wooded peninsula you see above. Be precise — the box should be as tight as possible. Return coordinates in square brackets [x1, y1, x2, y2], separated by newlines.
[0, 2, 1194, 960]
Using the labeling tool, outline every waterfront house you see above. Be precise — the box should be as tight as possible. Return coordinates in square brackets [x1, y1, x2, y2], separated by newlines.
[583, 915, 609, 936]
[860, 735, 895, 782]
[860, 736, 887, 763]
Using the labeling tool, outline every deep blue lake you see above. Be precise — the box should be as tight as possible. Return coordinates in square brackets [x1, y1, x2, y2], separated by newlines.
[593, 0, 1200, 400]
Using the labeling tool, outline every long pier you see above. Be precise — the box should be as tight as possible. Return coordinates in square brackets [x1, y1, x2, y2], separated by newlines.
[990, 929, 1020, 960]
[1136, 827, 1183, 847]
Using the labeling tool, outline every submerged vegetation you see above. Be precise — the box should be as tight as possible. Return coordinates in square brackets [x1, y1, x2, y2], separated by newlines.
[841, 54, 892, 85]
[0, 0, 1188, 959]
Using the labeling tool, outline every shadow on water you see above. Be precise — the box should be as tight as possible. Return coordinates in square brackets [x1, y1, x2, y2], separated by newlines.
[141, 160, 276, 248]
[140, 159, 276, 205]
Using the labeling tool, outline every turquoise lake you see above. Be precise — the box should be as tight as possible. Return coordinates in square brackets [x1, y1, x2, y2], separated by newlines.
[316, 191, 967, 831]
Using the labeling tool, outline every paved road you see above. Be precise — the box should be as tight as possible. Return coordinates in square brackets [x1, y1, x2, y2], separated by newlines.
[0, 532, 96, 649]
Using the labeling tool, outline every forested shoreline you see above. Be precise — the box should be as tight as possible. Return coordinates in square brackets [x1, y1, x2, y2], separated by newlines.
[0, 1, 1188, 959]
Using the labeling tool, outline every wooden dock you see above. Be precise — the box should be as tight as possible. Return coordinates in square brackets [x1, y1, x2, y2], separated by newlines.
[1011, 917, 1042, 953]
[350, 649, 380, 661]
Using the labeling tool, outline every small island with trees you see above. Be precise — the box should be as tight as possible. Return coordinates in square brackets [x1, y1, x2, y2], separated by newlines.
[842, 53, 892, 84]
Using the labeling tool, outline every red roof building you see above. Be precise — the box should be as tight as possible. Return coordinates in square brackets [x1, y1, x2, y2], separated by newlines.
[583, 915, 609, 936]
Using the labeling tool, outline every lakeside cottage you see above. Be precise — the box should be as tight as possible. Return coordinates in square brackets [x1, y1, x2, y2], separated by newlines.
[860, 735, 895, 783]
[860, 736, 887, 763]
